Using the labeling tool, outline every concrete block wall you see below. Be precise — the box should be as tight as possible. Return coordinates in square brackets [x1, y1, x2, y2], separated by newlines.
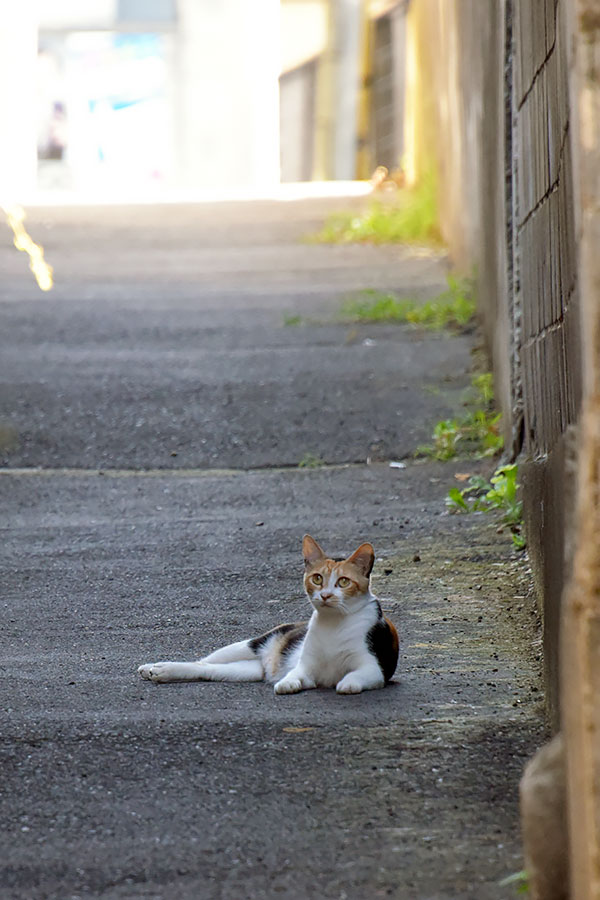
[514, 0, 581, 458]
[511, 0, 581, 727]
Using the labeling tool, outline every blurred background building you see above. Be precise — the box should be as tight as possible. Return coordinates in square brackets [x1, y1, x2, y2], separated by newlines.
[0, 0, 409, 201]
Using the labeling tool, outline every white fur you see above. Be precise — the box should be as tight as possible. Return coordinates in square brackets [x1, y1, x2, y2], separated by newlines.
[273, 594, 384, 694]
[138, 658, 263, 683]
[138, 584, 385, 694]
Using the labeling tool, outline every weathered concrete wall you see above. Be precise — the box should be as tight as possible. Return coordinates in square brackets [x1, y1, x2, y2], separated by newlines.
[405, 0, 582, 726]
[404, 0, 513, 448]
[561, 3, 600, 894]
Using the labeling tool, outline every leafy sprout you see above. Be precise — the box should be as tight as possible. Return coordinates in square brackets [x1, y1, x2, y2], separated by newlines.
[417, 373, 503, 461]
[446, 464, 525, 550]
[341, 274, 476, 332]
[311, 171, 441, 246]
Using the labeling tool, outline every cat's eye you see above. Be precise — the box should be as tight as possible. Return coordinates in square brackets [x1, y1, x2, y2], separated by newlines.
[336, 577, 351, 588]
[311, 573, 323, 585]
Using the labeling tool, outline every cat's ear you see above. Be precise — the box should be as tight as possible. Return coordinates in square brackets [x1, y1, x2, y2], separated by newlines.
[347, 542, 375, 578]
[302, 534, 326, 568]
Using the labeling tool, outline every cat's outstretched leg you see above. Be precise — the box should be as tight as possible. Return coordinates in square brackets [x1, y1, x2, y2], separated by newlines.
[200, 639, 256, 664]
[138, 659, 264, 683]
[139, 661, 207, 682]
[138, 639, 262, 683]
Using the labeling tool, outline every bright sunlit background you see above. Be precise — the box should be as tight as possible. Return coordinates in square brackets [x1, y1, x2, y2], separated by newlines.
[0, 0, 410, 203]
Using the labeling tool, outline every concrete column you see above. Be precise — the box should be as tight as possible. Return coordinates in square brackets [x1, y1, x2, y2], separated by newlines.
[313, 0, 362, 181]
[331, 0, 362, 180]
[0, 1, 38, 200]
[175, 0, 280, 192]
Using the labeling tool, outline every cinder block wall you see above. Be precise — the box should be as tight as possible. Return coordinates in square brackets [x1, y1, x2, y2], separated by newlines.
[511, 0, 581, 727]
[514, 0, 581, 459]
[405, 0, 582, 726]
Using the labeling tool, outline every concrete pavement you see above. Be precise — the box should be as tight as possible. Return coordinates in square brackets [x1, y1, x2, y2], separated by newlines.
[0, 198, 544, 899]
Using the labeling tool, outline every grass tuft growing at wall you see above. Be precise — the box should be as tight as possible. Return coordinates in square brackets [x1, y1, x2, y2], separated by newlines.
[446, 464, 526, 550]
[310, 172, 442, 245]
[416, 372, 503, 460]
[341, 275, 476, 332]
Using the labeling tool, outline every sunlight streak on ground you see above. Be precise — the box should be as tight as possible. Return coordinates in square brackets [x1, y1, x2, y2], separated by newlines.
[2, 203, 53, 291]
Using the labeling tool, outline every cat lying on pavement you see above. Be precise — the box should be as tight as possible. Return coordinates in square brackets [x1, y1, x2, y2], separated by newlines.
[138, 534, 398, 694]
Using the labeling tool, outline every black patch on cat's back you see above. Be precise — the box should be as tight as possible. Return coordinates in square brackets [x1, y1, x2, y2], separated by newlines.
[279, 623, 308, 657]
[248, 622, 307, 653]
[366, 604, 399, 682]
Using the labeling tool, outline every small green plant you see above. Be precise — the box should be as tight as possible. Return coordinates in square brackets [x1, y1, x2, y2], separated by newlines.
[471, 372, 494, 405]
[419, 410, 503, 460]
[446, 464, 526, 549]
[499, 869, 530, 894]
[417, 372, 503, 461]
[310, 171, 441, 245]
[511, 532, 527, 551]
[283, 313, 303, 326]
[298, 452, 325, 469]
[341, 274, 476, 332]
[342, 291, 416, 323]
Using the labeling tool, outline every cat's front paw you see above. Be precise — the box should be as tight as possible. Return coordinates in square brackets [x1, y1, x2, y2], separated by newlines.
[336, 673, 365, 694]
[274, 675, 304, 694]
[274, 671, 314, 694]
[138, 662, 175, 683]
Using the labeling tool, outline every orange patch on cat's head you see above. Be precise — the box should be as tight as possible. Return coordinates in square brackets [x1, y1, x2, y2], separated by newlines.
[302, 534, 326, 569]
[302, 535, 374, 596]
[345, 542, 375, 578]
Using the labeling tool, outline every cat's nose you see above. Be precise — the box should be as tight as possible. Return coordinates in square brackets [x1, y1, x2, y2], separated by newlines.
[321, 592, 333, 601]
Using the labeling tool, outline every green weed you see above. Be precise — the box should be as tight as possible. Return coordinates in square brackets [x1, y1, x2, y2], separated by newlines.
[446, 464, 526, 550]
[471, 372, 494, 405]
[283, 313, 303, 326]
[311, 171, 441, 245]
[298, 452, 325, 469]
[341, 274, 476, 332]
[342, 291, 415, 323]
[416, 373, 503, 461]
[499, 869, 530, 894]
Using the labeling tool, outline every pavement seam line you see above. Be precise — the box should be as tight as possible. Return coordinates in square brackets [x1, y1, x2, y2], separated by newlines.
[0, 462, 395, 478]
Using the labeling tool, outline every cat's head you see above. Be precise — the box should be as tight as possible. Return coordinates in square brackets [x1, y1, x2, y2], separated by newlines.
[302, 534, 374, 613]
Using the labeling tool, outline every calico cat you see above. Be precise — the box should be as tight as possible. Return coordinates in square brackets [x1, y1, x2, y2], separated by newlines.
[138, 535, 399, 694]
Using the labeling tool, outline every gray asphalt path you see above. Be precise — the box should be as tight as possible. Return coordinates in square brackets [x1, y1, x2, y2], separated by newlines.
[1, 201, 466, 470]
[0, 198, 544, 899]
